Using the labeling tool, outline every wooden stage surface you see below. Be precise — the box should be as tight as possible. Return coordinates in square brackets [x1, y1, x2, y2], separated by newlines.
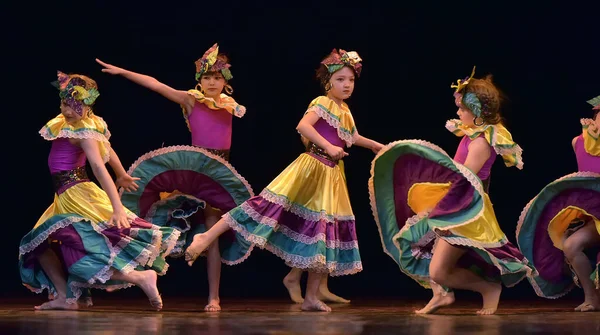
[1, 297, 598, 334]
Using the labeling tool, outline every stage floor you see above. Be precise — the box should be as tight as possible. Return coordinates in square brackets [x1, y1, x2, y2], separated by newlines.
[1, 298, 598, 334]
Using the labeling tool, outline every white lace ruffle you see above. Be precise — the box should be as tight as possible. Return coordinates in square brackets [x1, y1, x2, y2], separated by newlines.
[308, 105, 358, 147]
[260, 189, 355, 224]
[225, 214, 362, 276]
[239, 203, 359, 250]
[125, 145, 254, 199]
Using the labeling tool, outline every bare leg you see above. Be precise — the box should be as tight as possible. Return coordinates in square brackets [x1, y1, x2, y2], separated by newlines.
[111, 270, 162, 311]
[204, 206, 222, 312]
[563, 220, 600, 312]
[185, 216, 231, 266]
[34, 249, 78, 311]
[417, 239, 502, 315]
[317, 275, 350, 303]
[283, 268, 304, 303]
[301, 271, 331, 312]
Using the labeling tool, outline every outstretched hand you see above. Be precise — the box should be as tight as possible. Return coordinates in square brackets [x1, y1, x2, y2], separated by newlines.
[116, 174, 140, 193]
[96, 58, 124, 75]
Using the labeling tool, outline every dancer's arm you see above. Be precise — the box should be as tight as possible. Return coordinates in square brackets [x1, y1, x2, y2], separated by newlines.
[354, 133, 384, 154]
[79, 139, 130, 229]
[108, 147, 140, 193]
[96, 58, 195, 112]
[463, 137, 491, 175]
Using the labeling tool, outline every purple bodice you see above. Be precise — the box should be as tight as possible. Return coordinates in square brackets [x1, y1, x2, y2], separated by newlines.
[313, 119, 345, 148]
[454, 135, 497, 181]
[48, 138, 87, 174]
[575, 135, 600, 173]
[188, 102, 232, 150]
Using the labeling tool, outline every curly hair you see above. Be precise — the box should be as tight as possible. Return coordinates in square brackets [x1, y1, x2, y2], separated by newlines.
[463, 75, 503, 125]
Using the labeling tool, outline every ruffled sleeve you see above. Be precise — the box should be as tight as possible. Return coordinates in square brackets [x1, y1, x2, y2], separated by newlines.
[446, 119, 524, 169]
[305, 96, 358, 147]
[581, 118, 600, 156]
[40, 113, 112, 163]
[184, 90, 246, 118]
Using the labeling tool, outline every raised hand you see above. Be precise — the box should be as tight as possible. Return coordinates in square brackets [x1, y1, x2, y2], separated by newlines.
[96, 58, 125, 75]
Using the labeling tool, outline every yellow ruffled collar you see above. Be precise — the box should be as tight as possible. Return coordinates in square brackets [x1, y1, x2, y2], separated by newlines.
[446, 119, 523, 169]
[307, 96, 357, 147]
[40, 113, 111, 162]
[581, 118, 600, 156]
[186, 90, 246, 118]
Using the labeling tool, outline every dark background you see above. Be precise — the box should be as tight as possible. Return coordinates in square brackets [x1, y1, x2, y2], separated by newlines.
[3, 1, 599, 303]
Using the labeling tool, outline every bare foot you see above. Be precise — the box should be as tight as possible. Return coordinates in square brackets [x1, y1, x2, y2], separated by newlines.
[317, 287, 350, 304]
[135, 270, 162, 311]
[283, 274, 304, 303]
[574, 299, 600, 312]
[205, 298, 221, 312]
[476, 282, 502, 315]
[185, 234, 211, 266]
[77, 296, 93, 307]
[301, 299, 331, 312]
[34, 298, 78, 311]
[415, 291, 455, 314]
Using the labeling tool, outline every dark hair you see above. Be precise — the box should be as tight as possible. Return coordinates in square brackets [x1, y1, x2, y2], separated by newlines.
[593, 108, 599, 120]
[464, 75, 503, 125]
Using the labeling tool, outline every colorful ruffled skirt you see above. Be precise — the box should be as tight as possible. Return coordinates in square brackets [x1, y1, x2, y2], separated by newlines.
[516, 172, 600, 298]
[19, 179, 180, 304]
[223, 152, 362, 276]
[369, 140, 532, 289]
[120, 145, 255, 265]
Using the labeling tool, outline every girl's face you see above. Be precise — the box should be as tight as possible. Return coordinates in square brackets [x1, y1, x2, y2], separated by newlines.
[327, 66, 355, 101]
[200, 72, 226, 98]
[60, 101, 84, 124]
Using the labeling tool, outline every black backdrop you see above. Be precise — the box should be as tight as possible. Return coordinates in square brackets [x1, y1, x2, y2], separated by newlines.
[3, 1, 599, 302]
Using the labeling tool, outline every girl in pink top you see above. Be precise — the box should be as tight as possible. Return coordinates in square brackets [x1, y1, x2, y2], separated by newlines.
[517, 96, 600, 311]
[97, 44, 254, 312]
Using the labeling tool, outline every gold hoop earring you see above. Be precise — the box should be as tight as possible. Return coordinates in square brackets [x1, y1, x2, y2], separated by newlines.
[224, 84, 233, 95]
[324, 82, 332, 92]
[195, 83, 203, 93]
[473, 116, 484, 127]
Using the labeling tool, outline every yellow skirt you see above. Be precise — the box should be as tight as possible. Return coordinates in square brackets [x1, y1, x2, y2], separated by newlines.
[262, 153, 353, 219]
[35, 181, 136, 229]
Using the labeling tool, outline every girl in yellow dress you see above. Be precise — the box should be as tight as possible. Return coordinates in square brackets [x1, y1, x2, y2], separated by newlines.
[18, 72, 180, 311]
[369, 68, 533, 315]
[185, 48, 384, 312]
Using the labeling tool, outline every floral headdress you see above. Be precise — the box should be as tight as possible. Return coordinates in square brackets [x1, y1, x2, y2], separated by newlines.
[51, 71, 100, 117]
[194, 43, 232, 81]
[587, 95, 600, 110]
[321, 49, 363, 77]
[450, 66, 486, 118]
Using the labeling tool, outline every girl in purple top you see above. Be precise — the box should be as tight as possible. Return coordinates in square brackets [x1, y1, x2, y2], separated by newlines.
[18, 72, 180, 311]
[517, 97, 600, 311]
[97, 44, 254, 312]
